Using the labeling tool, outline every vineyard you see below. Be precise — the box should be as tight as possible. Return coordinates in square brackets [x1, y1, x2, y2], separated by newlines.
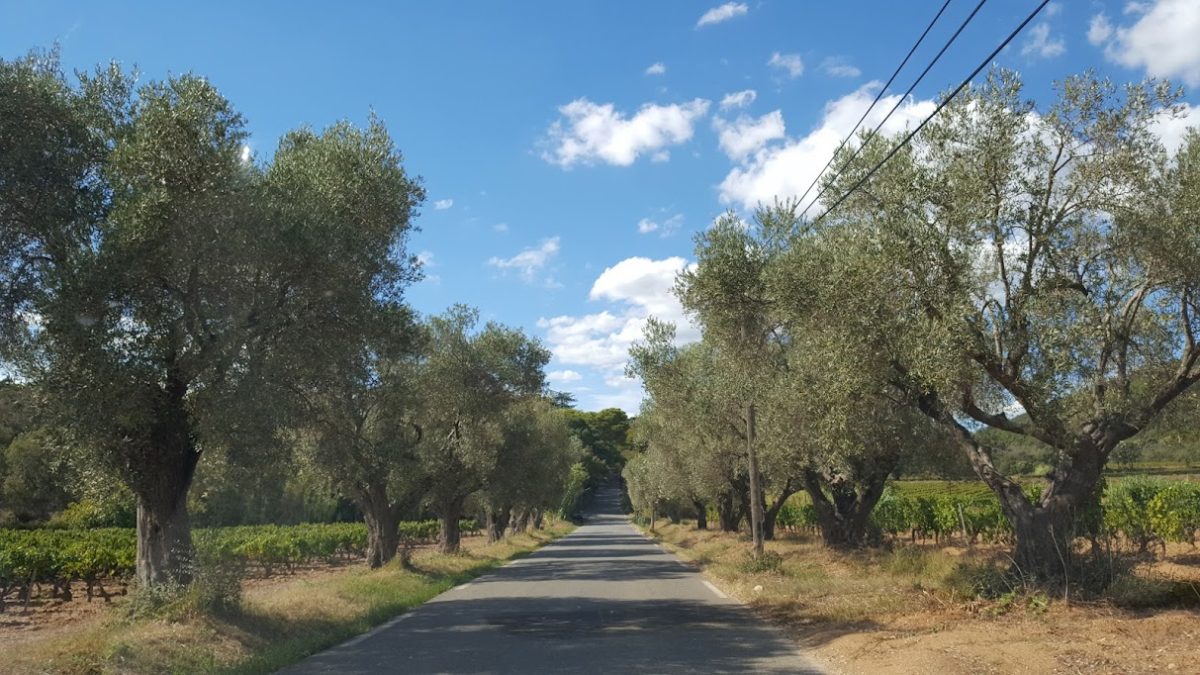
[0, 519, 480, 611]
[774, 478, 1200, 549]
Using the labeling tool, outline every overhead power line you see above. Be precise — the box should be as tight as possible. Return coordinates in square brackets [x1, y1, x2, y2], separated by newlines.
[799, 0, 989, 221]
[790, 0, 955, 212]
[812, 0, 1054, 226]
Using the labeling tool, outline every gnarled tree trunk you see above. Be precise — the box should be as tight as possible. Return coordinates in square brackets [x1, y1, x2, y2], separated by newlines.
[132, 386, 200, 587]
[802, 468, 888, 549]
[135, 485, 195, 587]
[761, 479, 798, 541]
[486, 506, 511, 543]
[716, 491, 739, 532]
[933, 398, 1111, 580]
[994, 454, 1105, 580]
[359, 482, 401, 568]
[692, 500, 708, 530]
[511, 508, 531, 534]
[436, 494, 467, 554]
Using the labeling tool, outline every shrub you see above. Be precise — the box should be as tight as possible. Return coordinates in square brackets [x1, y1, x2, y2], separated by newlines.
[736, 551, 784, 574]
[945, 561, 1014, 600]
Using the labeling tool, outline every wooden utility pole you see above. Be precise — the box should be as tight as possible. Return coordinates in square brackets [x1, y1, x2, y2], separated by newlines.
[746, 401, 764, 557]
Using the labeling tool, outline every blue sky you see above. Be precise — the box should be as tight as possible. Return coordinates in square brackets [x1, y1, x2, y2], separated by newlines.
[4, 0, 1199, 413]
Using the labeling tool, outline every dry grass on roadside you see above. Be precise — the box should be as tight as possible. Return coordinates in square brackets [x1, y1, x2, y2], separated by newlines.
[644, 521, 1200, 675]
[1, 523, 573, 675]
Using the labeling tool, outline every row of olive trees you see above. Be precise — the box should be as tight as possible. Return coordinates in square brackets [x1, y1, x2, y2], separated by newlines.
[292, 303, 580, 566]
[0, 50, 579, 586]
[628, 68, 1200, 578]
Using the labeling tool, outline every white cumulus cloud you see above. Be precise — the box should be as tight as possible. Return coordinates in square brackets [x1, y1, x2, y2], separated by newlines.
[1088, 14, 1113, 45]
[720, 89, 757, 110]
[1021, 23, 1066, 59]
[433, 198, 454, 210]
[540, 98, 711, 168]
[547, 369, 583, 383]
[697, 2, 748, 28]
[768, 52, 804, 78]
[537, 256, 700, 413]
[1090, 0, 1200, 86]
[713, 110, 786, 162]
[718, 82, 936, 211]
[487, 237, 561, 285]
[1153, 103, 1200, 156]
[645, 62, 666, 76]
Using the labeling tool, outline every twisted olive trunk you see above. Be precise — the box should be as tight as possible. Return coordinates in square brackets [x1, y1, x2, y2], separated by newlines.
[802, 469, 888, 549]
[486, 507, 511, 543]
[761, 479, 798, 541]
[716, 492, 739, 532]
[359, 483, 401, 568]
[437, 494, 467, 554]
[131, 379, 200, 587]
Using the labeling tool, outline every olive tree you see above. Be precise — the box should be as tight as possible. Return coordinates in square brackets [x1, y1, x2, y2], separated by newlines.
[0, 53, 423, 585]
[479, 399, 579, 541]
[629, 321, 799, 538]
[416, 306, 550, 553]
[292, 308, 426, 567]
[766, 223, 958, 548]
[819, 69, 1200, 576]
[675, 206, 804, 554]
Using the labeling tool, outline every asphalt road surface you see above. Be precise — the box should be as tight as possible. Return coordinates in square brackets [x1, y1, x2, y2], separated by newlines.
[284, 486, 822, 674]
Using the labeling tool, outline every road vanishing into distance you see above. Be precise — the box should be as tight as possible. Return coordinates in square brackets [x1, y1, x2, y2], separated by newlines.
[284, 486, 822, 674]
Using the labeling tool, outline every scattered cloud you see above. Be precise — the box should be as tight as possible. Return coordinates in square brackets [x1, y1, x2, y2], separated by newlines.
[487, 237, 561, 286]
[537, 256, 699, 413]
[636, 213, 684, 237]
[1088, 14, 1114, 45]
[713, 110, 786, 162]
[718, 82, 935, 211]
[1089, 0, 1200, 86]
[493, 222, 509, 233]
[433, 198, 454, 210]
[239, 145, 252, 164]
[1152, 103, 1200, 155]
[1021, 23, 1066, 59]
[696, 2, 748, 28]
[768, 51, 804, 78]
[540, 98, 711, 168]
[720, 89, 757, 110]
[645, 62, 666, 76]
[819, 57, 861, 78]
[547, 369, 583, 383]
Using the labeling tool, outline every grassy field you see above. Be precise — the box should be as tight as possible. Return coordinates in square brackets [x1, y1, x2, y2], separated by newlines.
[0, 522, 573, 675]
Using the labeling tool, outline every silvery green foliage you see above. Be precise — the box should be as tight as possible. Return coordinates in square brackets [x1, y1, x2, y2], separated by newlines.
[820, 68, 1199, 481]
[416, 305, 552, 511]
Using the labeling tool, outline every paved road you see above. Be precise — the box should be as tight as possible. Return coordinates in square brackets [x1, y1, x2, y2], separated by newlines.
[284, 487, 821, 674]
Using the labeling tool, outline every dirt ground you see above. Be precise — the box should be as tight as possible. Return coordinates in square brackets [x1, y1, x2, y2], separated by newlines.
[802, 604, 1199, 674]
[649, 522, 1200, 675]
